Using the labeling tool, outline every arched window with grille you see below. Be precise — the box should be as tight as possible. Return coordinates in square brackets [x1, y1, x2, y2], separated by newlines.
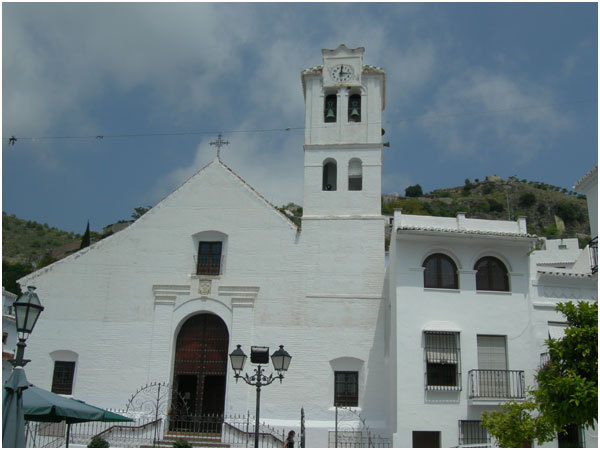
[348, 94, 361, 122]
[348, 158, 363, 191]
[322, 159, 337, 191]
[423, 253, 459, 289]
[474, 256, 509, 291]
[324, 94, 337, 123]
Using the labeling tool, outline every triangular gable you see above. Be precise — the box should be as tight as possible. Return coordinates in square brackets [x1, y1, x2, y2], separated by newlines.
[20, 157, 299, 284]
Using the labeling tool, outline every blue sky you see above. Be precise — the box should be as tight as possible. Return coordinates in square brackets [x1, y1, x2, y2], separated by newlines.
[2, 2, 597, 234]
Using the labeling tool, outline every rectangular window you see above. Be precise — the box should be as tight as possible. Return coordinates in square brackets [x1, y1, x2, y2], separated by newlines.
[334, 371, 358, 407]
[197, 241, 222, 275]
[425, 331, 461, 390]
[2, 332, 7, 345]
[51, 361, 76, 395]
[459, 420, 489, 446]
[412, 431, 440, 448]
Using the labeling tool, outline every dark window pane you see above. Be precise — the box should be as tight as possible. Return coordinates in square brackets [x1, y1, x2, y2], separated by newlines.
[475, 257, 509, 291]
[334, 371, 358, 406]
[51, 361, 76, 395]
[423, 254, 458, 289]
[197, 241, 222, 275]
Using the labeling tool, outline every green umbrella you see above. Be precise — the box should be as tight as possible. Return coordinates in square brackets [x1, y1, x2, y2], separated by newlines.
[23, 384, 132, 447]
[2, 367, 29, 448]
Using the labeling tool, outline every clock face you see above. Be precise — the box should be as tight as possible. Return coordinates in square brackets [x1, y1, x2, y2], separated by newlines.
[330, 64, 354, 83]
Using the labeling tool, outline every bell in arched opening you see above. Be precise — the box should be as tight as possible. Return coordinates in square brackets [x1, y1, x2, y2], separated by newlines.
[348, 94, 361, 122]
[324, 95, 337, 123]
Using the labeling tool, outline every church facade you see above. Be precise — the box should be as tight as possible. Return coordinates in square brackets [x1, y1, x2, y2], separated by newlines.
[18, 46, 597, 448]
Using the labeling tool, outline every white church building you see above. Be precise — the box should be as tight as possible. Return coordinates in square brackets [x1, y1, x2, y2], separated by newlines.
[17, 46, 597, 448]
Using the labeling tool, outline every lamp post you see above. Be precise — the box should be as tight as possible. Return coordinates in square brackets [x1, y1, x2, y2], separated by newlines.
[10, 286, 45, 368]
[229, 345, 292, 448]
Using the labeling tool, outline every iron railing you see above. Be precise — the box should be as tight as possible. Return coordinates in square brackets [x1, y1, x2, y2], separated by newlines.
[458, 420, 490, 446]
[25, 412, 287, 448]
[194, 254, 225, 275]
[468, 369, 525, 399]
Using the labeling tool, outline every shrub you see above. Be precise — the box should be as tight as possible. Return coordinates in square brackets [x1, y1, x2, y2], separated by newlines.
[88, 436, 110, 448]
[488, 199, 504, 213]
[482, 183, 495, 195]
[553, 201, 579, 224]
[173, 439, 192, 448]
[537, 203, 547, 215]
[405, 184, 423, 198]
[518, 192, 536, 207]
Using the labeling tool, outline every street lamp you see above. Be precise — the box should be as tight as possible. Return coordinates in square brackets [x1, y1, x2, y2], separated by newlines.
[10, 286, 44, 367]
[229, 344, 292, 448]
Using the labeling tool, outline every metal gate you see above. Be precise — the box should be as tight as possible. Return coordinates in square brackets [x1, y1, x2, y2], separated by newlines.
[171, 313, 229, 431]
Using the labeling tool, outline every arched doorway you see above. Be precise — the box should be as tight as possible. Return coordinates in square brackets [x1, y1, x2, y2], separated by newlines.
[171, 313, 229, 427]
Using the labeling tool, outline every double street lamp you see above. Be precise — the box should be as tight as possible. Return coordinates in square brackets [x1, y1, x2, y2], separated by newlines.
[229, 345, 292, 448]
[10, 286, 45, 367]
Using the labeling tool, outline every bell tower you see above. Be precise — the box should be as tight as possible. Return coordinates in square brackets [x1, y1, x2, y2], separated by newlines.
[300, 45, 386, 297]
[301, 44, 386, 216]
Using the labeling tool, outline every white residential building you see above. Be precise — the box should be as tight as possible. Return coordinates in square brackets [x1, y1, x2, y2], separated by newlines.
[16, 45, 597, 448]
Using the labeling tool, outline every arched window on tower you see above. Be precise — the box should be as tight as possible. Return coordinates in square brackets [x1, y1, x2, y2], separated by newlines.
[474, 256, 509, 291]
[348, 94, 361, 122]
[322, 159, 337, 191]
[324, 95, 337, 123]
[348, 158, 363, 191]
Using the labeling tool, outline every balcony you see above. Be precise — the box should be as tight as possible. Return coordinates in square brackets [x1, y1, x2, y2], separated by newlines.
[468, 369, 525, 402]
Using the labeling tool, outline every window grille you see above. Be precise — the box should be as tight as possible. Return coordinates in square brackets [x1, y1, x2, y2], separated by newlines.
[51, 361, 76, 395]
[334, 371, 358, 407]
[424, 331, 461, 390]
[197, 242, 222, 275]
[324, 95, 337, 123]
[458, 420, 489, 446]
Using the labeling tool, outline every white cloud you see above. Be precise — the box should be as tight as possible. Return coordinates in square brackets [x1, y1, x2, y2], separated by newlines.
[421, 69, 571, 164]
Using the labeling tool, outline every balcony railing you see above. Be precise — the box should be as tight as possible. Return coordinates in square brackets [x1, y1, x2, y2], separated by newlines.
[468, 369, 525, 399]
[193, 254, 225, 276]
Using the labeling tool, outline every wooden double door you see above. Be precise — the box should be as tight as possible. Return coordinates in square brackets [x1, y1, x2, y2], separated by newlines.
[172, 314, 229, 420]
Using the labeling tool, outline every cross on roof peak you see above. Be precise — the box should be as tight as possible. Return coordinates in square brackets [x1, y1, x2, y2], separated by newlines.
[210, 134, 230, 159]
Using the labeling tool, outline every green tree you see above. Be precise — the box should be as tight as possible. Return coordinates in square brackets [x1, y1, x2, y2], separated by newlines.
[482, 301, 597, 446]
[2, 261, 34, 295]
[519, 192, 536, 207]
[131, 205, 152, 219]
[535, 301, 598, 430]
[79, 221, 91, 249]
[481, 395, 555, 447]
[405, 184, 423, 198]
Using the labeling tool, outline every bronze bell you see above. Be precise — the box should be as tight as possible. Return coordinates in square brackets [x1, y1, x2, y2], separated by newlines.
[325, 106, 336, 119]
[350, 107, 360, 119]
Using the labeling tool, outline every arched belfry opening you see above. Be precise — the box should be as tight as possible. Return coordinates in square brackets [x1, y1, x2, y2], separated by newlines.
[171, 313, 229, 427]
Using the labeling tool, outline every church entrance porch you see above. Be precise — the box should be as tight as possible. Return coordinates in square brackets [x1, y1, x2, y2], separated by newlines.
[170, 313, 229, 433]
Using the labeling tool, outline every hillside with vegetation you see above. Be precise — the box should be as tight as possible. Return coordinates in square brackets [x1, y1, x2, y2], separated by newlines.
[382, 176, 590, 242]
